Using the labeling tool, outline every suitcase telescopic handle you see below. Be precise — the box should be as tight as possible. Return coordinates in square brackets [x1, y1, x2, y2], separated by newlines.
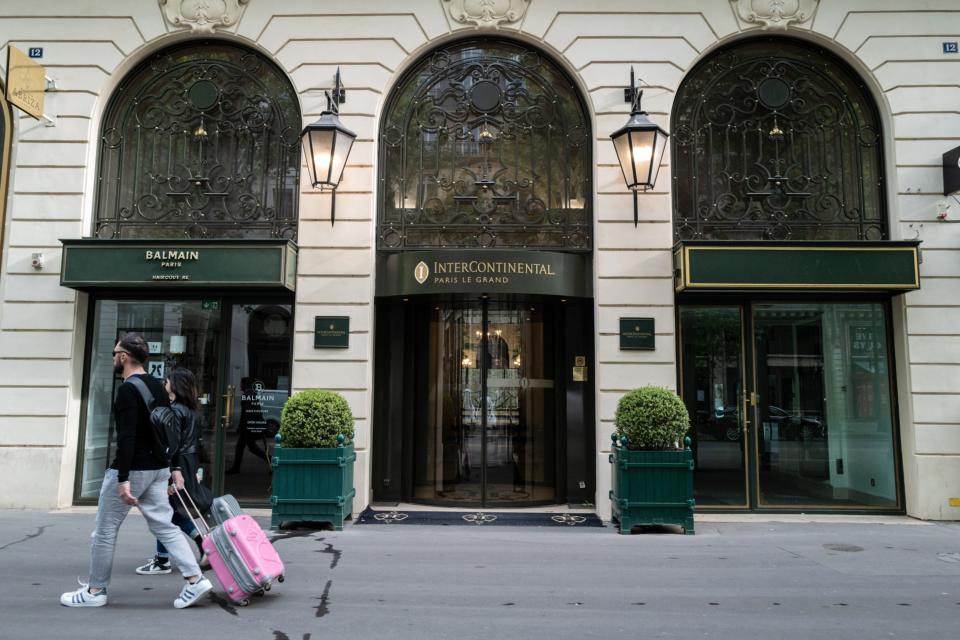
[173, 486, 212, 537]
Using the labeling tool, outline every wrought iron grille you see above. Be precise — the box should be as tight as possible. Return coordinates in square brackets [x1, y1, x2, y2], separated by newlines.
[378, 39, 592, 252]
[94, 42, 301, 240]
[672, 38, 887, 242]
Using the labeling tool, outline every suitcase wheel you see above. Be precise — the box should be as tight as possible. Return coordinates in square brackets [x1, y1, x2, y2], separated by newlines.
[239, 599, 250, 607]
[277, 575, 285, 583]
[263, 583, 271, 592]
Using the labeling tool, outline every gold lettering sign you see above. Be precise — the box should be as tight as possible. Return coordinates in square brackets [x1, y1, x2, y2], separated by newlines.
[5, 46, 45, 120]
[423, 259, 557, 286]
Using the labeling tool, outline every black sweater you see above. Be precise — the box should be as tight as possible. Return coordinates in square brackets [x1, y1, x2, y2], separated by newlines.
[109, 373, 168, 482]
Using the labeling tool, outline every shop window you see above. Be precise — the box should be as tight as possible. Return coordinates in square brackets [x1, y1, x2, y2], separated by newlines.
[753, 303, 897, 507]
[378, 39, 592, 251]
[94, 42, 302, 240]
[672, 38, 886, 242]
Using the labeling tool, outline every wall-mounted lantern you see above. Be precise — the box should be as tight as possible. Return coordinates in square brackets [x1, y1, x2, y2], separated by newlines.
[610, 68, 669, 226]
[301, 68, 357, 225]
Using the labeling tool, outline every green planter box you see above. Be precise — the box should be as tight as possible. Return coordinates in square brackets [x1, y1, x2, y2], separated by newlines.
[609, 437, 695, 535]
[270, 438, 356, 531]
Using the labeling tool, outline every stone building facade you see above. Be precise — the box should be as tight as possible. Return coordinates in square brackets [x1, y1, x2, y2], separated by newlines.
[0, 0, 957, 520]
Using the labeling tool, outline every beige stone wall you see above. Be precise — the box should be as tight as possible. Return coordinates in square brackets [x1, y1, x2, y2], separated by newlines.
[0, 0, 957, 519]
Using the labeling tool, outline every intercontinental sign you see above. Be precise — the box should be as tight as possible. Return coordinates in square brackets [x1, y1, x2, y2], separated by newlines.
[415, 259, 557, 286]
[377, 250, 591, 298]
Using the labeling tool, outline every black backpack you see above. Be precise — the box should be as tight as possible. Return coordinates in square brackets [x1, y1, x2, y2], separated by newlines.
[127, 376, 181, 465]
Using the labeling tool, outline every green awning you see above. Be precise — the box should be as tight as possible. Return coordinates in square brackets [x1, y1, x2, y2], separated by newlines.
[60, 239, 297, 291]
[674, 241, 920, 292]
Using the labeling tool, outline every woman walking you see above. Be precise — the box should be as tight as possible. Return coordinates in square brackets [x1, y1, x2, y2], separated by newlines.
[136, 367, 209, 575]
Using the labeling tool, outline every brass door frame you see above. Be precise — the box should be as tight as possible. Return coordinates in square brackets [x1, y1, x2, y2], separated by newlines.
[749, 300, 904, 511]
[679, 296, 905, 512]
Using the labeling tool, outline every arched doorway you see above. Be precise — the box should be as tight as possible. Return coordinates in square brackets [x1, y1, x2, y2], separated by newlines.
[671, 38, 904, 511]
[72, 41, 300, 505]
[372, 39, 595, 508]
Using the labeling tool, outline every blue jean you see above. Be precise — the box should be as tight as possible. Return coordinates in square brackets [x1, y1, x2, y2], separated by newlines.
[156, 510, 198, 558]
[88, 469, 201, 588]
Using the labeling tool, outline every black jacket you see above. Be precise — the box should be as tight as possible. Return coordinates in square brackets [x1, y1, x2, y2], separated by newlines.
[171, 401, 201, 470]
[110, 374, 168, 482]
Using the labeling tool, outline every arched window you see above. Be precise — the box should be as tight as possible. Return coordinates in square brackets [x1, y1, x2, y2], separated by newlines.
[672, 38, 886, 242]
[95, 41, 301, 240]
[378, 39, 592, 251]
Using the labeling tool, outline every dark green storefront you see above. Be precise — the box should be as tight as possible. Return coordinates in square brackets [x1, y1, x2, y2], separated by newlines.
[61, 239, 298, 506]
[672, 241, 920, 512]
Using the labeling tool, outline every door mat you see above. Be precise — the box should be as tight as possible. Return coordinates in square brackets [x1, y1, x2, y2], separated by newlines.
[355, 507, 603, 527]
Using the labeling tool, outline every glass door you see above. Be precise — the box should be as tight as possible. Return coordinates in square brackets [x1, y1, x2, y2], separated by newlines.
[678, 301, 901, 510]
[679, 306, 749, 508]
[220, 303, 293, 503]
[752, 303, 898, 508]
[413, 303, 557, 507]
[77, 299, 222, 500]
[484, 307, 556, 505]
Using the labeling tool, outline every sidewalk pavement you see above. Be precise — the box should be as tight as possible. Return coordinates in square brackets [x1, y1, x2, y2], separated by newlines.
[1, 509, 958, 640]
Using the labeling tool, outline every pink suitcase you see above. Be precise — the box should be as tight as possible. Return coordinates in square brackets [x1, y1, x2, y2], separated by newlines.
[175, 489, 285, 606]
[202, 514, 285, 605]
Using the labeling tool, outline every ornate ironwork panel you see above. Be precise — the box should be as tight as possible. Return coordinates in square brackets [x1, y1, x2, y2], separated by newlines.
[95, 42, 301, 240]
[378, 39, 592, 252]
[672, 38, 887, 242]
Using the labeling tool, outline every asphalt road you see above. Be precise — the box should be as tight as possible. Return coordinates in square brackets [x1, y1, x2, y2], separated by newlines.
[1, 510, 958, 639]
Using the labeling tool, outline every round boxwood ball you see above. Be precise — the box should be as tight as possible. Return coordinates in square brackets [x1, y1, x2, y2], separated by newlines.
[279, 389, 354, 448]
[614, 386, 689, 450]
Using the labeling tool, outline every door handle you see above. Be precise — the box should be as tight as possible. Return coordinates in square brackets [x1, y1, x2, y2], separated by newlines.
[742, 395, 750, 432]
[742, 392, 758, 434]
[221, 384, 235, 431]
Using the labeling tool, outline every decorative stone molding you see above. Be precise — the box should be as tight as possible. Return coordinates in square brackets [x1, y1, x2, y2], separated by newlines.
[159, 0, 250, 34]
[731, 0, 819, 31]
[443, 0, 531, 30]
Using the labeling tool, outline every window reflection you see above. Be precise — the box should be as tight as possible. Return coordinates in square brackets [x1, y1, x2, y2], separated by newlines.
[754, 303, 896, 507]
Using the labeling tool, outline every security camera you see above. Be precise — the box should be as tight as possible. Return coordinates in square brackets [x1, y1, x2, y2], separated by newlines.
[31, 252, 44, 270]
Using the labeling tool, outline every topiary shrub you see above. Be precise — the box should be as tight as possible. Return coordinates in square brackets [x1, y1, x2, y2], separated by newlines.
[279, 389, 354, 448]
[614, 386, 689, 450]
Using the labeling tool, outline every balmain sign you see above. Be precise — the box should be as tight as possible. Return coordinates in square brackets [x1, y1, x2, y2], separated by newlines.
[376, 250, 592, 298]
[60, 239, 297, 291]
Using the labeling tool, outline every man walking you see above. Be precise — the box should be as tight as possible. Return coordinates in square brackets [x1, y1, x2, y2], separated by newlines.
[60, 332, 212, 608]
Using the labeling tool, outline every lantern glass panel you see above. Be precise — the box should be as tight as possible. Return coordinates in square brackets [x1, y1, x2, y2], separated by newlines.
[330, 130, 355, 187]
[629, 129, 656, 189]
[612, 132, 634, 187]
[650, 130, 668, 187]
[303, 128, 335, 187]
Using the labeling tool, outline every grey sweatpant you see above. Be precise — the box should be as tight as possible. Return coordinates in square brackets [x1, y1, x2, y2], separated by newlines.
[88, 468, 201, 588]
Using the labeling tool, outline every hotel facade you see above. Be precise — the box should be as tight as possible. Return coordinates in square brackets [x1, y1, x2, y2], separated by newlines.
[0, 0, 958, 521]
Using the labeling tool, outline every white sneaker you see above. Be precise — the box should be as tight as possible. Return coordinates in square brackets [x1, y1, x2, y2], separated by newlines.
[173, 577, 213, 609]
[60, 582, 107, 608]
[136, 555, 172, 575]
